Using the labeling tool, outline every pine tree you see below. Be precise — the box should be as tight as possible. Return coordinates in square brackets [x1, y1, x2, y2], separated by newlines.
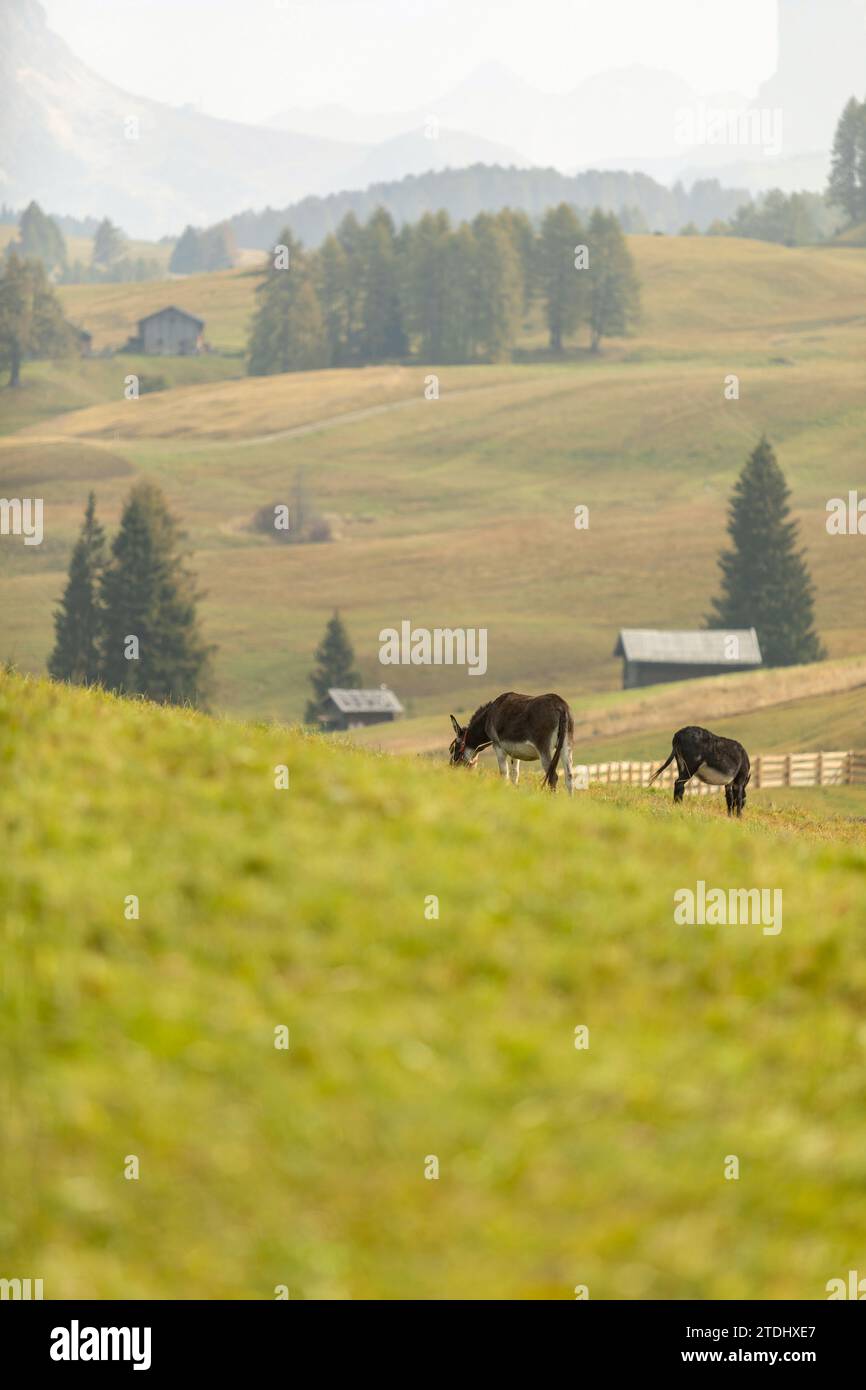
[99, 481, 212, 704]
[708, 437, 824, 667]
[538, 204, 587, 351]
[48, 492, 106, 684]
[247, 230, 328, 375]
[305, 611, 361, 724]
[586, 209, 641, 352]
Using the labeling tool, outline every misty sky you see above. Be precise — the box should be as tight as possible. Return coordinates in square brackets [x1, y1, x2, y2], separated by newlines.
[43, 0, 780, 125]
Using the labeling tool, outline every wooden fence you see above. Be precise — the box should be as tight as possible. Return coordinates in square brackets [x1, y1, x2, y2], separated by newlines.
[577, 750, 866, 794]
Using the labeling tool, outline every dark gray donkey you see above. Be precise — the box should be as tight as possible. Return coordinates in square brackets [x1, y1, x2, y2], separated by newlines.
[449, 691, 576, 795]
[650, 725, 751, 816]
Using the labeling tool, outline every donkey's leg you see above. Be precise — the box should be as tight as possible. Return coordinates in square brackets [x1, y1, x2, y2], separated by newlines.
[493, 744, 511, 783]
[673, 754, 692, 804]
[725, 784, 734, 818]
[510, 758, 520, 786]
[733, 772, 748, 818]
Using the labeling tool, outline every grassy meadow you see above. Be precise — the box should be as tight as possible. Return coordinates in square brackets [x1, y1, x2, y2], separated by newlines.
[1, 234, 865, 755]
[2, 671, 865, 1299]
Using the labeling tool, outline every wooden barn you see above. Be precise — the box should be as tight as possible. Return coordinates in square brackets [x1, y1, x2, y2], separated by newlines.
[320, 687, 404, 731]
[613, 628, 762, 689]
[132, 306, 205, 355]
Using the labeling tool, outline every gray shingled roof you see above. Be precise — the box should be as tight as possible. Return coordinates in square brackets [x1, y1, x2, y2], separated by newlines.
[613, 629, 762, 666]
[327, 687, 403, 714]
[137, 305, 205, 330]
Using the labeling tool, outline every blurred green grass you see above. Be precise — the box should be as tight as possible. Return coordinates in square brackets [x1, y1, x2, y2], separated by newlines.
[2, 671, 865, 1299]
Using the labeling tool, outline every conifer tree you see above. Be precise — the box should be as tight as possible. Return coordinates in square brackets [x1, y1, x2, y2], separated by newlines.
[305, 611, 361, 724]
[48, 492, 105, 684]
[99, 481, 212, 704]
[538, 203, 586, 351]
[248, 229, 327, 374]
[91, 218, 126, 271]
[471, 212, 522, 360]
[708, 437, 824, 667]
[360, 208, 407, 360]
[827, 96, 866, 226]
[316, 234, 350, 364]
[13, 201, 66, 275]
[586, 209, 640, 351]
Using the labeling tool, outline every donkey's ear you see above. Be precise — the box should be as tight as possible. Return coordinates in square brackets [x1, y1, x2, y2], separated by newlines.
[450, 714, 462, 735]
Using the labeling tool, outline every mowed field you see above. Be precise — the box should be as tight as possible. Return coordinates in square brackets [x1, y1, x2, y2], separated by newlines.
[3, 671, 866, 1299]
[1, 235, 865, 750]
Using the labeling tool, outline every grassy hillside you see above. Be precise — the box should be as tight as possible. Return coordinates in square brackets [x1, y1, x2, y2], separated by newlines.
[59, 265, 257, 355]
[2, 671, 865, 1299]
[2, 236, 865, 729]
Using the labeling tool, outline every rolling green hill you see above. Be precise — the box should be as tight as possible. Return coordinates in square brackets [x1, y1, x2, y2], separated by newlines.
[2, 670, 865, 1298]
[2, 235, 865, 740]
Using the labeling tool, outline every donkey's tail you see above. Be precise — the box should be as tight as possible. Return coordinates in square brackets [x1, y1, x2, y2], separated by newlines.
[545, 707, 568, 789]
[649, 748, 675, 785]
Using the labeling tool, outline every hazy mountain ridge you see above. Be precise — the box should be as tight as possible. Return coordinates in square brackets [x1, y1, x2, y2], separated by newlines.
[0, 0, 525, 237]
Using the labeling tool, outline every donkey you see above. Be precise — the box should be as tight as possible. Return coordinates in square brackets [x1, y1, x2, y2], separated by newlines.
[650, 725, 751, 816]
[449, 691, 577, 795]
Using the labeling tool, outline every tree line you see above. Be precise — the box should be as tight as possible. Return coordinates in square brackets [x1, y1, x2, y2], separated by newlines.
[49, 484, 212, 705]
[2, 202, 162, 284]
[226, 165, 749, 250]
[248, 203, 641, 374]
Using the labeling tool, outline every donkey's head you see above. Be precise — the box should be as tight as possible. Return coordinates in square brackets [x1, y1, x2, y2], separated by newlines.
[449, 713, 480, 767]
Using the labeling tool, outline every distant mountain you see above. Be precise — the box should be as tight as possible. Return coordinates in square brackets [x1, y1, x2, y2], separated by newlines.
[270, 61, 738, 171]
[269, 5, 866, 200]
[0, 0, 525, 238]
[225, 164, 752, 252]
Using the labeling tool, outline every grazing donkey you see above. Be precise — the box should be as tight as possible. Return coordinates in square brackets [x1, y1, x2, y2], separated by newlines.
[449, 691, 577, 795]
[650, 725, 751, 816]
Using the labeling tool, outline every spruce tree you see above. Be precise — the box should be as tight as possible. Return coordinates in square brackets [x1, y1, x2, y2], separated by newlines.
[99, 481, 212, 704]
[305, 611, 361, 724]
[48, 492, 106, 684]
[708, 437, 824, 667]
